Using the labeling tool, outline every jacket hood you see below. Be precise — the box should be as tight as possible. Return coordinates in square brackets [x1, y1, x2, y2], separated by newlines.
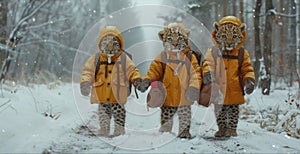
[97, 26, 124, 54]
[212, 16, 246, 49]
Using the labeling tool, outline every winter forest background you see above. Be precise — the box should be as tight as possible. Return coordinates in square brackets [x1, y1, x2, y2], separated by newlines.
[1, 0, 300, 93]
[1, 0, 300, 153]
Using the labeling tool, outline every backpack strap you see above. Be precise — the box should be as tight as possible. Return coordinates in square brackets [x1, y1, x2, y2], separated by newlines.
[116, 60, 121, 100]
[160, 52, 167, 81]
[211, 46, 220, 78]
[121, 52, 128, 85]
[94, 52, 101, 80]
[185, 51, 193, 81]
[238, 47, 245, 95]
[122, 50, 138, 99]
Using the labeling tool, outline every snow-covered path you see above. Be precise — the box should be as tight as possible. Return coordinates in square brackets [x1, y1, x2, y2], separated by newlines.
[0, 83, 299, 153]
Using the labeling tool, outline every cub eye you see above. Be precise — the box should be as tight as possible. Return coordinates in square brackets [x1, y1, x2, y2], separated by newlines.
[113, 41, 119, 46]
[178, 36, 184, 41]
[221, 34, 226, 38]
[167, 36, 172, 42]
[233, 35, 237, 38]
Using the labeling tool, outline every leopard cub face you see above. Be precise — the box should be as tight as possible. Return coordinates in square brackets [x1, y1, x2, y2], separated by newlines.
[158, 23, 190, 52]
[100, 35, 121, 56]
[214, 22, 246, 51]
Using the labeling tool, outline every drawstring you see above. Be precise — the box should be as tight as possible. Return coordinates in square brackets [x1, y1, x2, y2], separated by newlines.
[174, 51, 182, 76]
[134, 86, 139, 99]
[107, 55, 112, 64]
[174, 62, 182, 76]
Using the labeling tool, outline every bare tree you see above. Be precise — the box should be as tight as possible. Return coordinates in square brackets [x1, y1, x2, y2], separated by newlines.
[276, 0, 286, 84]
[239, 0, 244, 22]
[222, 0, 227, 16]
[261, 0, 275, 95]
[232, 0, 237, 15]
[253, 0, 262, 85]
[288, 0, 297, 87]
[296, 0, 300, 82]
[0, 0, 49, 84]
[0, 1, 8, 63]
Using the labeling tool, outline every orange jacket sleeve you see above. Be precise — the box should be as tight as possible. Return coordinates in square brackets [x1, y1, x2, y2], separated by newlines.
[242, 50, 256, 82]
[188, 54, 202, 89]
[125, 55, 142, 82]
[144, 54, 163, 81]
[80, 54, 96, 83]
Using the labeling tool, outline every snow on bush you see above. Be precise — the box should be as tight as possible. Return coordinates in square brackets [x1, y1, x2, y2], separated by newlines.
[240, 89, 300, 138]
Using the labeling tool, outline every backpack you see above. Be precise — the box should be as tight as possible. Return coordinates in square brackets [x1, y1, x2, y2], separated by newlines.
[94, 50, 137, 100]
[199, 46, 245, 107]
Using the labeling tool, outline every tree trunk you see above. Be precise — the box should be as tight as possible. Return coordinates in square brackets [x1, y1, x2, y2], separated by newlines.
[0, 0, 8, 69]
[239, 0, 244, 22]
[262, 0, 275, 95]
[222, 0, 227, 17]
[254, 0, 262, 87]
[232, 0, 236, 15]
[289, 0, 297, 87]
[297, 0, 300, 77]
[277, 0, 285, 81]
[214, 2, 218, 21]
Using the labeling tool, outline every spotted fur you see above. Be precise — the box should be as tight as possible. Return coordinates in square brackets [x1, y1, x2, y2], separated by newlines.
[98, 103, 126, 137]
[160, 105, 192, 139]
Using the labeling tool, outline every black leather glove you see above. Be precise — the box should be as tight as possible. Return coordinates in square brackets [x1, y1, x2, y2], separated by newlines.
[139, 79, 151, 93]
[80, 82, 91, 96]
[133, 78, 142, 89]
[202, 72, 215, 85]
[245, 78, 255, 95]
[185, 86, 200, 102]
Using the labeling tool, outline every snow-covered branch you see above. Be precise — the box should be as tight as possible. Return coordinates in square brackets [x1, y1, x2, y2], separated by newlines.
[7, 0, 49, 44]
[274, 109, 300, 138]
[17, 39, 82, 53]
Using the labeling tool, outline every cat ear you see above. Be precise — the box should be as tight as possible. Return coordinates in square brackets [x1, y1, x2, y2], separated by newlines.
[240, 23, 246, 33]
[213, 22, 220, 31]
[184, 29, 190, 37]
[158, 30, 165, 41]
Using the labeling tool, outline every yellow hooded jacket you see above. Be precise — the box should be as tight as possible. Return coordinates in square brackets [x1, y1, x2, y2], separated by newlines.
[144, 23, 202, 107]
[202, 16, 256, 105]
[80, 26, 142, 104]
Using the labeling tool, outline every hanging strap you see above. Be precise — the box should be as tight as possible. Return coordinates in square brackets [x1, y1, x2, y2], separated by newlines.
[238, 48, 245, 95]
[160, 52, 167, 81]
[211, 46, 221, 78]
[116, 61, 120, 100]
[121, 51, 138, 99]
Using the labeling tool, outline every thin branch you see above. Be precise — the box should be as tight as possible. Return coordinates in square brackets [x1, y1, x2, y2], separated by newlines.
[259, 12, 298, 18]
[0, 100, 18, 115]
[6, 0, 49, 50]
[17, 39, 84, 53]
[0, 44, 19, 54]
[0, 99, 11, 109]
[27, 87, 39, 112]
[25, 18, 68, 30]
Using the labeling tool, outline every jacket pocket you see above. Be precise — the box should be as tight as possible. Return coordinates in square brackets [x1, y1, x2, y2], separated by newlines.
[112, 79, 128, 103]
[91, 79, 105, 102]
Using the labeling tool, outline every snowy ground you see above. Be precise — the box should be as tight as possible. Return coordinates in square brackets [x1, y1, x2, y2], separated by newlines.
[0, 82, 300, 153]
